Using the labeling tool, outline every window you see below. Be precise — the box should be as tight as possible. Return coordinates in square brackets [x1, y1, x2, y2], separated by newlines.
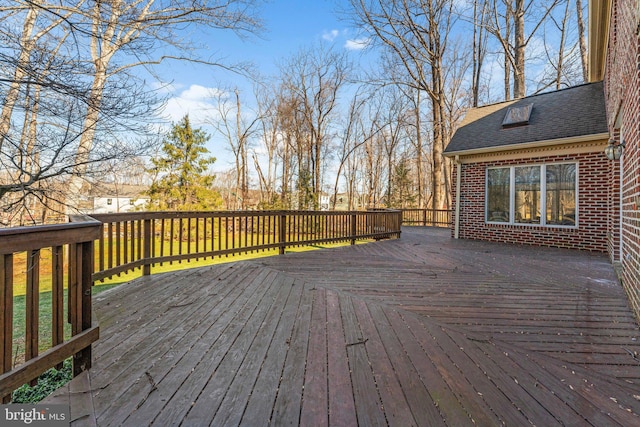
[106, 198, 113, 205]
[515, 166, 540, 224]
[486, 163, 577, 227]
[487, 168, 510, 222]
[545, 164, 576, 225]
[502, 103, 533, 127]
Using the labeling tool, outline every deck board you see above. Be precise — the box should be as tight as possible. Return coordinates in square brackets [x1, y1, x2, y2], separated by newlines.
[45, 227, 640, 426]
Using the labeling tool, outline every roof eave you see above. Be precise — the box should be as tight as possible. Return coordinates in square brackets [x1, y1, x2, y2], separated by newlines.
[443, 132, 610, 158]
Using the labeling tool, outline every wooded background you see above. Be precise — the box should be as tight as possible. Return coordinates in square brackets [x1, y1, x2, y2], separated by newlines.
[0, 0, 588, 224]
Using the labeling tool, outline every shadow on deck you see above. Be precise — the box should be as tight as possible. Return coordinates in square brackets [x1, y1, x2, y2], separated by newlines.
[46, 227, 640, 426]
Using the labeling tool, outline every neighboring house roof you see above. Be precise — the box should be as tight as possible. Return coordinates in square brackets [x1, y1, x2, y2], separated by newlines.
[88, 183, 148, 198]
[444, 82, 608, 156]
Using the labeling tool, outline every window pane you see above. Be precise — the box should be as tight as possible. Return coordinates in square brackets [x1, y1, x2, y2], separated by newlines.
[515, 166, 540, 224]
[546, 164, 576, 225]
[487, 168, 510, 222]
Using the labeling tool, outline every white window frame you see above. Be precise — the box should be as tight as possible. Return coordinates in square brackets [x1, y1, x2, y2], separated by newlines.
[485, 162, 579, 228]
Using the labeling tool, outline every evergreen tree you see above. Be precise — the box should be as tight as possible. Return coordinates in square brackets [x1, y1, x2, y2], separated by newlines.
[388, 158, 416, 209]
[146, 115, 222, 210]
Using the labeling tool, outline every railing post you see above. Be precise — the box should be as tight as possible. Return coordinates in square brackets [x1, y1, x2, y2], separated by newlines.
[279, 213, 287, 255]
[1, 254, 13, 403]
[350, 213, 357, 245]
[73, 241, 93, 377]
[143, 218, 151, 275]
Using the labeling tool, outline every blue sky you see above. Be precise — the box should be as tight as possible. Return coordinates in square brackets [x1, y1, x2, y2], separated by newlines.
[156, 0, 362, 122]
[151, 0, 366, 170]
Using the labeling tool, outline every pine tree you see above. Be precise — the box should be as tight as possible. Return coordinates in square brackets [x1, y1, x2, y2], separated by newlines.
[146, 115, 222, 210]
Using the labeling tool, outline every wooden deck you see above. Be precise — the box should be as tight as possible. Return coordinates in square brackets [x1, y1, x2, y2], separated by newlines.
[46, 227, 640, 426]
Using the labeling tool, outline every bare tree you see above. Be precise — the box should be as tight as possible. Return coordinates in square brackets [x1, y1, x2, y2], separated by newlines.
[66, 0, 264, 209]
[253, 82, 281, 207]
[0, 0, 264, 221]
[210, 87, 261, 209]
[486, 0, 560, 99]
[535, 0, 584, 92]
[472, 0, 490, 106]
[347, 0, 455, 210]
[277, 43, 351, 209]
[575, 0, 588, 82]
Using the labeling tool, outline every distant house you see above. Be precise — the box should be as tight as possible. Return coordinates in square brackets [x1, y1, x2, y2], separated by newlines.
[443, 82, 609, 251]
[87, 183, 149, 214]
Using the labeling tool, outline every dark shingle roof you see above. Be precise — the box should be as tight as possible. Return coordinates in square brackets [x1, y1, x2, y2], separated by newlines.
[444, 82, 608, 155]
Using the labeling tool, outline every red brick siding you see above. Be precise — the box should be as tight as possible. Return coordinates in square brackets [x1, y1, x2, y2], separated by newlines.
[452, 151, 609, 252]
[604, 0, 640, 321]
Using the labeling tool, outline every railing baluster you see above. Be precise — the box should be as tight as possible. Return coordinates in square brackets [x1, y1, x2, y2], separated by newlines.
[196, 217, 201, 260]
[108, 222, 113, 270]
[143, 219, 151, 276]
[99, 224, 105, 273]
[123, 221, 129, 266]
[52, 245, 64, 370]
[1, 254, 13, 403]
[26, 249, 40, 384]
[116, 221, 121, 272]
[169, 218, 175, 265]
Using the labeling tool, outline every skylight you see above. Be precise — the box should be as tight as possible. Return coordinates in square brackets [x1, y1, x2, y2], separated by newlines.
[502, 103, 533, 127]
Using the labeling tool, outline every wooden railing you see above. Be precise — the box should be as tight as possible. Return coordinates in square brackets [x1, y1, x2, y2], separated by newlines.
[0, 216, 100, 402]
[91, 210, 402, 282]
[400, 209, 452, 227]
[0, 209, 400, 400]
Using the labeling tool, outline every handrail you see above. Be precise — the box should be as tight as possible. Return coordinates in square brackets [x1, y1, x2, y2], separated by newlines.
[91, 210, 402, 282]
[0, 216, 100, 402]
[400, 209, 452, 227]
[0, 209, 401, 400]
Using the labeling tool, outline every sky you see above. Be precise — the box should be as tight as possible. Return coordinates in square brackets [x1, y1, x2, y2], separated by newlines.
[144, 0, 578, 175]
[151, 0, 365, 171]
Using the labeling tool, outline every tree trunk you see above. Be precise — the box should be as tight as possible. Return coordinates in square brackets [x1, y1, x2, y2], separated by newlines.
[0, 4, 38, 151]
[415, 90, 424, 208]
[513, 0, 526, 98]
[575, 0, 588, 82]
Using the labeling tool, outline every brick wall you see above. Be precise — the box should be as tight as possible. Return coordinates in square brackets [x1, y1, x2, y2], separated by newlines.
[604, 0, 640, 321]
[452, 150, 610, 252]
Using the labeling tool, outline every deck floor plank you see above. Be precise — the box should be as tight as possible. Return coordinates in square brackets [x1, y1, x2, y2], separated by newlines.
[350, 298, 417, 427]
[270, 283, 314, 426]
[240, 274, 302, 426]
[325, 290, 358, 427]
[171, 269, 282, 426]
[339, 292, 388, 427]
[45, 227, 640, 426]
[299, 287, 329, 427]
[365, 303, 447, 427]
[97, 266, 274, 425]
[209, 272, 298, 427]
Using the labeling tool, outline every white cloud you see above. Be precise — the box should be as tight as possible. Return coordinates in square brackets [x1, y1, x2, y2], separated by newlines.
[344, 38, 370, 51]
[322, 29, 340, 42]
[159, 84, 227, 125]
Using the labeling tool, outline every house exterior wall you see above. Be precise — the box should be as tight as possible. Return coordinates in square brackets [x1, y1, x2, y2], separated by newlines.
[452, 145, 610, 252]
[93, 196, 147, 214]
[604, 0, 640, 319]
